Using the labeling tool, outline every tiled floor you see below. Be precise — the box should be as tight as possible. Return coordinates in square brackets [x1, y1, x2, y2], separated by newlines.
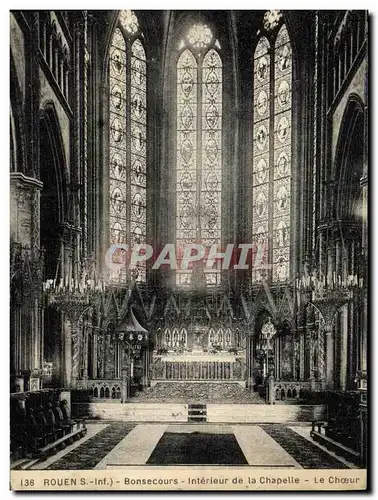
[261, 424, 349, 469]
[31, 423, 351, 470]
[45, 423, 135, 470]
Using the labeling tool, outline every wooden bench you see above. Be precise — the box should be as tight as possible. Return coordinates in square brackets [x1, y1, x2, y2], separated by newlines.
[37, 421, 87, 461]
[311, 421, 360, 464]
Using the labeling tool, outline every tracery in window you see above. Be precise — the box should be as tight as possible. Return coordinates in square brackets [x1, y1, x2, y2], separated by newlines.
[188, 24, 213, 48]
[176, 25, 222, 287]
[109, 11, 147, 283]
[252, 22, 292, 283]
[119, 10, 139, 35]
[263, 10, 283, 31]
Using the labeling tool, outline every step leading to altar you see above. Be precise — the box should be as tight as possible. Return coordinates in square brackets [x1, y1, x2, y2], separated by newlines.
[72, 401, 325, 423]
[129, 382, 263, 403]
[72, 383, 325, 423]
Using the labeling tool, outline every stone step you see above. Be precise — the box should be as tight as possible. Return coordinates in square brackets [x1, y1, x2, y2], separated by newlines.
[73, 402, 188, 422]
[72, 401, 325, 423]
[207, 404, 326, 423]
[188, 403, 207, 422]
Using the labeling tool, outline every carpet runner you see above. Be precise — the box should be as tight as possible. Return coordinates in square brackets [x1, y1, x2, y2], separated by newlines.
[46, 423, 135, 470]
[147, 431, 248, 465]
[262, 424, 349, 469]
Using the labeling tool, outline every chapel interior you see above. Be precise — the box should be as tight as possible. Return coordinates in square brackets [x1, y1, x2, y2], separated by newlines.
[10, 10, 368, 469]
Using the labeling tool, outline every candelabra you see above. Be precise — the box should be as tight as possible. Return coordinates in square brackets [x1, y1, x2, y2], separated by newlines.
[259, 317, 276, 379]
[114, 331, 148, 359]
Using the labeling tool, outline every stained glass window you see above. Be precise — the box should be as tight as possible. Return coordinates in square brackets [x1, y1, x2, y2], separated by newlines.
[176, 27, 222, 287]
[202, 49, 222, 286]
[252, 22, 292, 283]
[109, 11, 147, 283]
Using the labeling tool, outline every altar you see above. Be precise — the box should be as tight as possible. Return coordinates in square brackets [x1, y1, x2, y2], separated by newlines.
[159, 353, 237, 363]
[151, 350, 245, 383]
[153, 324, 246, 382]
[161, 326, 244, 353]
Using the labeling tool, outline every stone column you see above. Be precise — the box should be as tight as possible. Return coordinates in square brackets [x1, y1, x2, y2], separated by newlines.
[48, 31, 53, 69]
[82, 323, 89, 386]
[40, 19, 47, 57]
[142, 348, 149, 388]
[325, 328, 334, 389]
[268, 376, 274, 405]
[63, 316, 72, 388]
[342, 302, 350, 389]
[98, 334, 105, 379]
[121, 368, 128, 403]
[92, 330, 98, 379]
[361, 292, 367, 374]
[292, 333, 297, 380]
[59, 55, 64, 92]
[10, 175, 43, 383]
[298, 327, 305, 381]
[245, 334, 253, 389]
[64, 63, 69, 99]
[247, 320, 255, 389]
[53, 46, 59, 80]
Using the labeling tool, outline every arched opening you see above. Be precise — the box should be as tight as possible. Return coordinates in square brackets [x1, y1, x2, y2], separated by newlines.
[274, 322, 293, 380]
[39, 104, 67, 388]
[333, 95, 365, 390]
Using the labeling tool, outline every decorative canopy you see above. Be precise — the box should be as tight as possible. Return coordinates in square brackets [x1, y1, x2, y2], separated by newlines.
[115, 307, 148, 333]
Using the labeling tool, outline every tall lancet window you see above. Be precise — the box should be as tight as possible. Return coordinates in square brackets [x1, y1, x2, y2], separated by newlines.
[176, 24, 223, 287]
[109, 10, 147, 283]
[252, 13, 292, 283]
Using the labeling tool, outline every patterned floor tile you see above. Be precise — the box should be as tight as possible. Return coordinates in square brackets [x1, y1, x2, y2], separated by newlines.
[262, 424, 349, 469]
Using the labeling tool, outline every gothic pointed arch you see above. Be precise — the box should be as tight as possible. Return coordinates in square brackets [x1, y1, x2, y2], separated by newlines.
[334, 94, 365, 221]
[10, 51, 26, 174]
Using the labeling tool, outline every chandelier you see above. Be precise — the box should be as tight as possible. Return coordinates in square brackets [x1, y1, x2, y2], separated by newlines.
[43, 255, 106, 322]
[296, 270, 363, 299]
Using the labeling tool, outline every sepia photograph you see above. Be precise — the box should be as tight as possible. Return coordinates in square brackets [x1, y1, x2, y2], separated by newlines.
[9, 8, 368, 491]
